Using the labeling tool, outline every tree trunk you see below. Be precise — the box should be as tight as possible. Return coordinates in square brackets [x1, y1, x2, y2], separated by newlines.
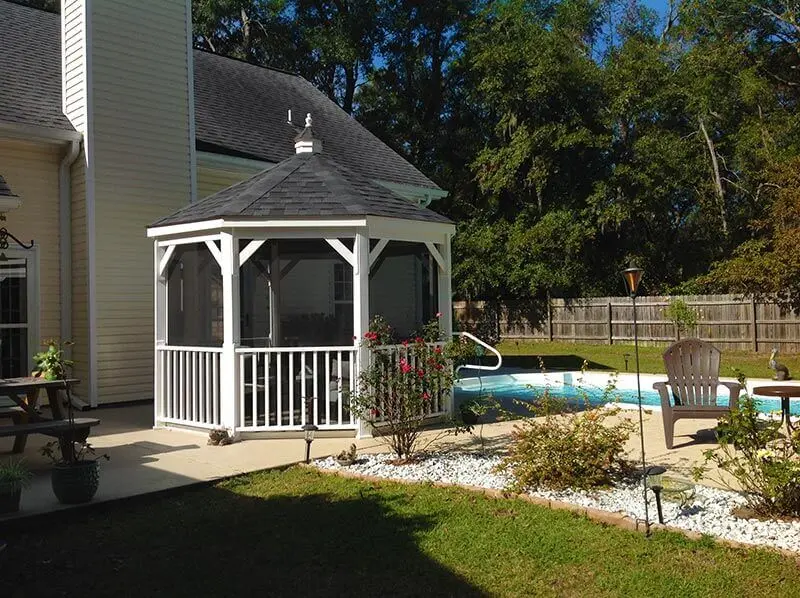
[699, 117, 728, 235]
[342, 64, 356, 115]
[240, 7, 252, 61]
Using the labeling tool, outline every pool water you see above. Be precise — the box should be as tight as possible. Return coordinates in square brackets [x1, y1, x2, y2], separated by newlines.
[454, 374, 800, 416]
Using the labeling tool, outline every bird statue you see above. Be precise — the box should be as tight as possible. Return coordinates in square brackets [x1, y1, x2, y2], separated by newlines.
[769, 347, 791, 381]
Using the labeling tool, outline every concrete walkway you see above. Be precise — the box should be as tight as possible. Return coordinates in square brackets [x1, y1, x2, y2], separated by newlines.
[1, 401, 730, 519]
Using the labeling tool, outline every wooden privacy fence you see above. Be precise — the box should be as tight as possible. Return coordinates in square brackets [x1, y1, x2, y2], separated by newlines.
[454, 295, 800, 353]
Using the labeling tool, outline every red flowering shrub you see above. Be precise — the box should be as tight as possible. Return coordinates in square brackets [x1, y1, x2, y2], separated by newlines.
[351, 316, 455, 459]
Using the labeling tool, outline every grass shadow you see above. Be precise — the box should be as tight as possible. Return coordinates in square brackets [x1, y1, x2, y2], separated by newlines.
[500, 354, 613, 371]
[0, 472, 487, 598]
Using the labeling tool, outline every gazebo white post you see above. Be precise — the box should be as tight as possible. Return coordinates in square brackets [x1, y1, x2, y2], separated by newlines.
[437, 234, 454, 414]
[437, 233, 454, 339]
[269, 240, 281, 346]
[220, 231, 241, 435]
[153, 241, 169, 428]
[353, 230, 371, 438]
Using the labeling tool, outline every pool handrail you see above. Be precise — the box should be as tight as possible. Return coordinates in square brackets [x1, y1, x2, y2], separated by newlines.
[455, 332, 502, 375]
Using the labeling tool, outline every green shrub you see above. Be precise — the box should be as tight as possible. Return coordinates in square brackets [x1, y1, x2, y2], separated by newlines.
[662, 298, 699, 335]
[499, 381, 635, 491]
[694, 381, 800, 517]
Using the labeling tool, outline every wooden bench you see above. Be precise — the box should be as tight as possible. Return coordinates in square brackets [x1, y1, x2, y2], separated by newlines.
[0, 417, 100, 459]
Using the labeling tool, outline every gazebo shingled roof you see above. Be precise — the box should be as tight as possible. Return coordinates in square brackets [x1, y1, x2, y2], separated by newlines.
[151, 151, 452, 228]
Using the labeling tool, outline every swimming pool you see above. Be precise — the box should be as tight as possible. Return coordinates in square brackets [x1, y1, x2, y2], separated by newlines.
[454, 371, 800, 416]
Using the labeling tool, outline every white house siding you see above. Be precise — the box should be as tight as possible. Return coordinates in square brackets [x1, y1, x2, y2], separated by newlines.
[0, 139, 62, 357]
[61, 0, 86, 133]
[88, 0, 193, 403]
[70, 153, 89, 396]
[197, 165, 256, 199]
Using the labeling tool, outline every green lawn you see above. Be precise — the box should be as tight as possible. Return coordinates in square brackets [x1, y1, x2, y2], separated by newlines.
[3, 467, 800, 597]
[496, 340, 799, 381]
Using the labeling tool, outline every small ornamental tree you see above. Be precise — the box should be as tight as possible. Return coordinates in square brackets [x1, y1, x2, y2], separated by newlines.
[351, 315, 456, 460]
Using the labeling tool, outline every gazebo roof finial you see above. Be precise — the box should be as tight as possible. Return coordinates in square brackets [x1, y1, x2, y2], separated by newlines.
[295, 113, 322, 154]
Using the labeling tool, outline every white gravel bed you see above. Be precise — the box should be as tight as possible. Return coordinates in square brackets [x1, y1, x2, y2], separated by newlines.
[315, 452, 800, 553]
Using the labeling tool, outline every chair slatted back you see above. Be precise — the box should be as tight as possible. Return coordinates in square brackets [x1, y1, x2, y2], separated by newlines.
[662, 339, 721, 407]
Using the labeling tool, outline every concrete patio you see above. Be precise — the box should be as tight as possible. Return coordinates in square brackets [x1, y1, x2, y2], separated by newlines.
[0, 399, 735, 520]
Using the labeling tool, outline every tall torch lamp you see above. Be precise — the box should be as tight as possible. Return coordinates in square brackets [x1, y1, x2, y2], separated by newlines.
[622, 265, 651, 534]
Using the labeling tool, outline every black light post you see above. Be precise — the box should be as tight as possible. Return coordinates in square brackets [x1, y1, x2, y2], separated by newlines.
[622, 265, 651, 534]
[302, 396, 319, 464]
[302, 423, 318, 464]
[645, 465, 667, 524]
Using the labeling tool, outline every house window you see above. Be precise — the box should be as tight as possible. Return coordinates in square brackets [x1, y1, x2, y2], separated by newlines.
[333, 262, 353, 344]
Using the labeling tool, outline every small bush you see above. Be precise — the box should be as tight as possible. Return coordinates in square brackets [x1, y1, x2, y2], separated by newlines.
[499, 383, 635, 491]
[694, 380, 800, 518]
[662, 298, 700, 335]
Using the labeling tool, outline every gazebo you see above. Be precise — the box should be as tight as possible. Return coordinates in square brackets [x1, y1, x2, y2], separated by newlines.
[147, 116, 455, 437]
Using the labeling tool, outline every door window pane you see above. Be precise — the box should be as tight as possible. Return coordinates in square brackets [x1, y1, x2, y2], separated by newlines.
[0, 258, 28, 377]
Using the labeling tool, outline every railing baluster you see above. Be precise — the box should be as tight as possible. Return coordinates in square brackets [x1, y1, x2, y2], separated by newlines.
[252, 350, 258, 427]
[178, 351, 185, 421]
[324, 351, 331, 426]
[348, 351, 355, 424]
[336, 351, 343, 425]
[300, 351, 307, 425]
[239, 353, 245, 427]
[197, 352, 204, 423]
[212, 353, 219, 425]
[277, 353, 283, 426]
[312, 351, 319, 426]
[265, 353, 271, 427]
[289, 352, 295, 426]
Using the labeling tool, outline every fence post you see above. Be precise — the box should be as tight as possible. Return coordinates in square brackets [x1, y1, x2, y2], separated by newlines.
[751, 297, 758, 352]
[547, 301, 553, 341]
[607, 301, 613, 345]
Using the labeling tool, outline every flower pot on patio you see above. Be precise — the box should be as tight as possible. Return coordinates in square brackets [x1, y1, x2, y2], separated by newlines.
[0, 460, 32, 514]
[0, 485, 22, 514]
[51, 460, 100, 505]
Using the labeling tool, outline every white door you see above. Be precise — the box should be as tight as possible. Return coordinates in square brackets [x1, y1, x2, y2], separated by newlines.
[0, 248, 38, 378]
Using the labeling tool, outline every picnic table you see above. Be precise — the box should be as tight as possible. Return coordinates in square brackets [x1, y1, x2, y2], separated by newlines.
[0, 377, 99, 458]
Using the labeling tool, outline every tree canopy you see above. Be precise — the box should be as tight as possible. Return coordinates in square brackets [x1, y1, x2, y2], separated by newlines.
[21, 0, 800, 304]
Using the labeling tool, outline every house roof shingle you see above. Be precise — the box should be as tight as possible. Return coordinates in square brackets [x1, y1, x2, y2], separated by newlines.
[151, 151, 452, 228]
[0, 2, 74, 132]
[192, 50, 441, 191]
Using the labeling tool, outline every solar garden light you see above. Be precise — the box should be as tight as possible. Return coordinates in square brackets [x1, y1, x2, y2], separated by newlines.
[622, 265, 651, 534]
[645, 465, 667, 525]
[302, 397, 319, 464]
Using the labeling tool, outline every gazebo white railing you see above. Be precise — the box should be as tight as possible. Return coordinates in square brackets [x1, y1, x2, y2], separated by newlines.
[156, 345, 222, 429]
[235, 345, 357, 431]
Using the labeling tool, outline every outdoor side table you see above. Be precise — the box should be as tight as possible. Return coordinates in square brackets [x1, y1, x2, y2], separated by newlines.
[752, 385, 800, 434]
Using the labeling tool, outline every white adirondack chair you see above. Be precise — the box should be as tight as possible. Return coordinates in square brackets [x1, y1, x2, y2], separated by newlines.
[653, 339, 741, 449]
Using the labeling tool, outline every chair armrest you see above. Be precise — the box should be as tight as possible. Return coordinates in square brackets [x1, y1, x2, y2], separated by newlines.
[719, 381, 742, 409]
[653, 381, 673, 410]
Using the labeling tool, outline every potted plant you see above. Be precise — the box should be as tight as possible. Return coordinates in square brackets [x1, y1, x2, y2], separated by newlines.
[37, 341, 108, 504]
[32, 339, 74, 380]
[0, 460, 32, 514]
[41, 436, 108, 505]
